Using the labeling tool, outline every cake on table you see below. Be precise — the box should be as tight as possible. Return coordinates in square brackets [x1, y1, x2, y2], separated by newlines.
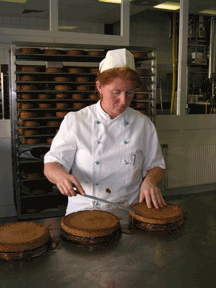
[61, 210, 121, 246]
[0, 222, 51, 261]
[129, 203, 185, 232]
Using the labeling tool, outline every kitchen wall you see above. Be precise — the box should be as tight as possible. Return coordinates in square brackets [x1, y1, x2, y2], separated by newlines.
[114, 9, 173, 112]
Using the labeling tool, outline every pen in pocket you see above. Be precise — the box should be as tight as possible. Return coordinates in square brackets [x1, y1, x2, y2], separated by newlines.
[132, 154, 136, 166]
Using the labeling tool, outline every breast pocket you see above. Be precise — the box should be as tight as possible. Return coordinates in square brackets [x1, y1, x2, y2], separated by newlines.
[131, 149, 144, 180]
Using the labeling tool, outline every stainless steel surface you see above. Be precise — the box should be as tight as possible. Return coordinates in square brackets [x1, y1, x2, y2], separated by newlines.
[1, 72, 4, 119]
[0, 192, 216, 288]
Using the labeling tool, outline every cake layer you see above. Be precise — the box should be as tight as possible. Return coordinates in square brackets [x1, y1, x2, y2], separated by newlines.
[0, 222, 50, 252]
[61, 210, 120, 238]
[129, 203, 184, 224]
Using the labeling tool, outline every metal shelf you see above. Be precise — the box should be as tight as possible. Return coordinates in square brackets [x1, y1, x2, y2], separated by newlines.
[10, 44, 157, 219]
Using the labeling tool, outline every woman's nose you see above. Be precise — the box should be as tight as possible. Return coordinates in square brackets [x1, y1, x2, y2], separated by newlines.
[120, 93, 127, 106]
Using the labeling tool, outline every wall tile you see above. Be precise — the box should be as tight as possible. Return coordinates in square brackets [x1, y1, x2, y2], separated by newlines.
[21, 17, 28, 25]
[12, 17, 20, 26]
[37, 18, 45, 27]
[3, 16, 11, 24]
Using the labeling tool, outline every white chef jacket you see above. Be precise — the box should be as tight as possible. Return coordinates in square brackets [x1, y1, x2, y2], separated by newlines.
[44, 101, 166, 215]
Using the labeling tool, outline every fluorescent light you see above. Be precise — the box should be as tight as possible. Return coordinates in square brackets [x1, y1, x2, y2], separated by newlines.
[99, 0, 121, 3]
[200, 10, 216, 15]
[58, 26, 78, 30]
[154, 2, 180, 10]
[0, 0, 27, 3]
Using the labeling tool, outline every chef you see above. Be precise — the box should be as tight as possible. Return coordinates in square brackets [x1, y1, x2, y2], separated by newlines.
[44, 48, 166, 215]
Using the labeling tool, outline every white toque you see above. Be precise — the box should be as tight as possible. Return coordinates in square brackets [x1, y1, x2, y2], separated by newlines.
[99, 48, 135, 73]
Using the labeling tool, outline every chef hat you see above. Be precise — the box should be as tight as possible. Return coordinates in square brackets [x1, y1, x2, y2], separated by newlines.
[99, 48, 135, 73]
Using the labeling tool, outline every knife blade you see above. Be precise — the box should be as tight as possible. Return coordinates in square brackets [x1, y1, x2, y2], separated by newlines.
[73, 187, 136, 213]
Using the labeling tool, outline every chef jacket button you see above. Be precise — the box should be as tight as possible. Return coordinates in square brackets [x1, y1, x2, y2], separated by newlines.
[95, 161, 99, 165]
[124, 160, 128, 165]
[95, 183, 99, 186]
[96, 121, 100, 124]
[96, 141, 100, 144]
[124, 141, 128, 145]
[94, 202, 99, 206]
[125, 122, 128, 125]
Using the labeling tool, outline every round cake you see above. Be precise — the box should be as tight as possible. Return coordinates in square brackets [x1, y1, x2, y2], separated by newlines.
[46, 138, 53, 144]
[55, 85, 70, 91]
[47, 120, 60, 126]
[25, 138, 40, 145]
[137, 110, 148, 115]
[89, 94, 98, 100]
[17, 85, 20, 91]
[136, 69, 149, 75]
[21, 66, 39, 72]
[20, 75, 35, 81]
[56, 93, 68, 99]
[38, 103, 52, 109]
[90, 68, 99, 74]
[21, 85, 36, 91]
[131, 51, 147, 58]
[88, 51, 105, 56]
[66, 50, 85, 55]
[136, 85, 147, 92]
[21, 103, 34, 109]
[46, 67, 62, 73]
[43, 49, 61, 55]
[26, 173, 40, 179]
[19, 111, 37, 118]
[0, 222, 51, 261]
[73, 103, 85, 109]
[129, 203, 185, 232]
[38, 94, 50, 99]
[61, 210, 121, 245]
[24, 121, 40, 127]
[24, 130, 38, 136]
[56, 111, 68, 117]
[19, 48, 41, 54]
[135, 93, 148, 100]
[136, 102, 149, 108]
[68, 68, 84, 74]
[44, 112, 53, 118]
[76, 85, 90, 91]
[72, 93, 83, 99]
[76, 76, 89, 83]
[56, 103, 69, 108]
[54, 76, 70, 82]
[18, 128, 24, 135]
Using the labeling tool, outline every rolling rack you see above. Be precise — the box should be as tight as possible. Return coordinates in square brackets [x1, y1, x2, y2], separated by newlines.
[9, 43, 158, 219]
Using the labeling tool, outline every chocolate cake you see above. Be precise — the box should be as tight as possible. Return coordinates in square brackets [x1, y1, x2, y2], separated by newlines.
[0, 222, 51, 261]
[129, 203, 185, 232]
[61, 210, 121, 246]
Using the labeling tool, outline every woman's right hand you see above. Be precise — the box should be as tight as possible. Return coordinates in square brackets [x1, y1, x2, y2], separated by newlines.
[44, 162, 85, 197]
[56, 174, 86, 197]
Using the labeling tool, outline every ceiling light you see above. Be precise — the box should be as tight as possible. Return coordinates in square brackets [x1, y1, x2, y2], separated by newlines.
[58, 26, 78, 30]
[0, 0, 27, 3]
[199, 10, 216, 15]
[98, 0, 121, 3]
[154, 2, 180, 10]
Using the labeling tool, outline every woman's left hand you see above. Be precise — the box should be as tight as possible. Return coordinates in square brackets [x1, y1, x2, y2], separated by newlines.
[139, 180, 166, 209]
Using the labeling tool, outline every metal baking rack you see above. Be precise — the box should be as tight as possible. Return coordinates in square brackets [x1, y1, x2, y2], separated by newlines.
[10, 44, 157, 219]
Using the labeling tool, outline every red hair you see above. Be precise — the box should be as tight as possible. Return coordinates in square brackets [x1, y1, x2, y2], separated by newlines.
[95, 67, 141, 96]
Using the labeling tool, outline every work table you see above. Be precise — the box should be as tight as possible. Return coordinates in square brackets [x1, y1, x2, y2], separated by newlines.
[0, 191, 216, 288]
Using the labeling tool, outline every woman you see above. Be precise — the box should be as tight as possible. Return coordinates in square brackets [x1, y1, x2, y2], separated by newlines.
[44, 48, 166, 215]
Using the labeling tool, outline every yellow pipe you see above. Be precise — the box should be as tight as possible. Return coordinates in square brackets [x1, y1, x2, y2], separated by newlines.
[170, 13, 176, 114]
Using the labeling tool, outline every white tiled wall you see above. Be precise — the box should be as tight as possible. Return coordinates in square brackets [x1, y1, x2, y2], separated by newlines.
[127, 10, 173, 106]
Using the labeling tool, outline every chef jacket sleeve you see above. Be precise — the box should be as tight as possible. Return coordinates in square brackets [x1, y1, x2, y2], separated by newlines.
[44, 114, 77, 173]
[142, 121, 166, 178]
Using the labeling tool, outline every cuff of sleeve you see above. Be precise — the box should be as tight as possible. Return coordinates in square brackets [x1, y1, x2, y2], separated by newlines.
[44, 156, 71, 173]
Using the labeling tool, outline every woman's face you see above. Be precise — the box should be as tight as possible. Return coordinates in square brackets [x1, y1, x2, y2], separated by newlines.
[96, 77, 135, 119]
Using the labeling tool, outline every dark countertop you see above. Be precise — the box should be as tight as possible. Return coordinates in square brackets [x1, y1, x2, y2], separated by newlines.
[0, 191, 216, 288]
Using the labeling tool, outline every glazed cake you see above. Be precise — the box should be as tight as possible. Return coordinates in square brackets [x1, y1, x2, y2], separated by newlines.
[129, 203, 185, 232]
[61, 210, 121, 246]
[0, 222, 51, 260]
